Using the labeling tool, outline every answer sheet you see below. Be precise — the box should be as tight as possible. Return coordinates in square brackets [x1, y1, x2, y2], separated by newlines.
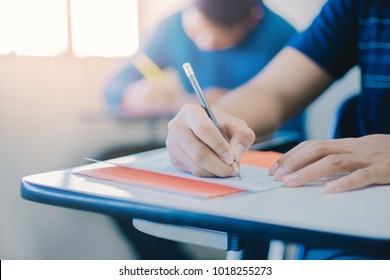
[106, 149, 283, 192]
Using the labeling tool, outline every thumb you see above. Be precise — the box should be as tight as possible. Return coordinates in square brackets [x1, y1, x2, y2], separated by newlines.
[229, 125, 256, 161]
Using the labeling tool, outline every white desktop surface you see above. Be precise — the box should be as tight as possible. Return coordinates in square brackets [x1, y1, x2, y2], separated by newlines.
[22, 158, 390, 243]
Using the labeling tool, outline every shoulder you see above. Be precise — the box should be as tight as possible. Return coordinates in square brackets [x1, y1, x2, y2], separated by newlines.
[287, 0, 362, 78]
[260, 6, 297, 34]
[249, 6, 297, 46]
[142, 11, 184, 50]
[316, 0, 360, 27]
[154, 11, 183, 35]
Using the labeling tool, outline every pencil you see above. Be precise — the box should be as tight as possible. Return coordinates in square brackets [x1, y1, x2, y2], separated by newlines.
[133, 52, 164, 82]
[182, 62, 241, 180]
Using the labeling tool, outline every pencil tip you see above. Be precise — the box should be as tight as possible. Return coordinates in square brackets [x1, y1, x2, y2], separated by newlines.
[237, 173, 242, 180]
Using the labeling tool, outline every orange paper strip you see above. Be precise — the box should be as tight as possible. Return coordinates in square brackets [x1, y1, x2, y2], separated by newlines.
[76, 166, 243, 199]
[240, 150, 282, 168]
[76, 150, 282, 199]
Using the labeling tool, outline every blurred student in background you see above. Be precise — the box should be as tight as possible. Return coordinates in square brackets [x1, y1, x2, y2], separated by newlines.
[104, 0, 301, 259]
[105, 0, 305, 140]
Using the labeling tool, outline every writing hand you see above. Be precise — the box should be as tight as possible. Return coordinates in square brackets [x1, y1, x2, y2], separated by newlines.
[166, 104, 255, 177]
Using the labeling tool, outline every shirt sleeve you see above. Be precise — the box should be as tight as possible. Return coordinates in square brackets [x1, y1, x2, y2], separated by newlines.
[288, 0, 359, 79]
[104, 17, 173, 114]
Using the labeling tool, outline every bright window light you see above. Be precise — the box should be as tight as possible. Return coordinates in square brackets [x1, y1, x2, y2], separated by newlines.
[70, 0, 139, 57]
[0, 0, 15, 54]
[0, 0, 68, 56]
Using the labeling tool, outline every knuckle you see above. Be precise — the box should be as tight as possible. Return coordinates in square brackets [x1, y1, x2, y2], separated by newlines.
[236, 119, 248, 128]
[212, 139, 228, 153]
[167, 118, 180, 132]
[192, 149, 208, 165]
[275, 153, 288, 165]
[183, 104, 202, 118]
[189, 111, 217, 136]
[355, 168, 372, 181]
[281, 157, 292, 169]
[243, 129, 256, 144]
[365, 167, 387, 185]
[194, 123, 210, 137]
[181, 103, 196, 113]
[167, 119, 175, 130]
[310, 141, 329, 156]
[326, 154, 345, 169]
[300, 140, 313, 147]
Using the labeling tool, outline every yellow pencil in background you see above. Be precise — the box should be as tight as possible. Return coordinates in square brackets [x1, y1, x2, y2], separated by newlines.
[133, 52, 164, 82]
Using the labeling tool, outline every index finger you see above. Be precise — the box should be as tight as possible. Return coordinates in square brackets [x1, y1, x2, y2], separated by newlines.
[185, 105, 236, 165]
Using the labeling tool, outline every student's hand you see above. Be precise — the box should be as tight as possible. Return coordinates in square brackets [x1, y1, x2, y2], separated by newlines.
[166, 104, 256, 177]
[122, 69, 186, 116]
[269, 134, 390, 192]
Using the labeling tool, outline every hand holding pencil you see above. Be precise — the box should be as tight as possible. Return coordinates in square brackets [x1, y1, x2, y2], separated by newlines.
[164, 63, 256, 179]
[182, 63, 242, 179]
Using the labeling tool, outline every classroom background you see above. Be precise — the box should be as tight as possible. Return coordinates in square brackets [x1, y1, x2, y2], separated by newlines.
[0, 0, 360, 259]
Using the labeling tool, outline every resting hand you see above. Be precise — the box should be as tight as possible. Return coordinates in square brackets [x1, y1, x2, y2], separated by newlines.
[269, 134, 390, 192]
[122, 69, 186, 116]
[166, 104, 255, 177]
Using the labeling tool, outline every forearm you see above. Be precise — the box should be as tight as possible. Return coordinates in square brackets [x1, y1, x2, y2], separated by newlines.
[215, 47, 334, 137]
[215, 82, 284, 136]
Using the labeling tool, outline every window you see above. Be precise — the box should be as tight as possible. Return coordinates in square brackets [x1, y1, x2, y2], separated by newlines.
[70, 0, 139, 57]
[0, 0, 139, 57]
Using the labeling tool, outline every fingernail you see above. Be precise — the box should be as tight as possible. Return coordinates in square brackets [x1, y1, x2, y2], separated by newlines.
[234, 144, 245, 161]
[325, 182, 340, 192]
[273, 167, 287, 180]
[222, 152, 234, 165]
[269, 162, 278, 174]
[230, 166, 238, 177]
[283, 173, 299, 186]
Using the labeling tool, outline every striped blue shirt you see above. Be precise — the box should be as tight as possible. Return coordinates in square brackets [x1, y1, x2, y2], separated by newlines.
[289, 0, 390, 135]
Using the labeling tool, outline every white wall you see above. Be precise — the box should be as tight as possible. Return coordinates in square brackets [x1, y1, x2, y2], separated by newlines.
[0, 0, 360, 259]
[264, 0, 327, 31]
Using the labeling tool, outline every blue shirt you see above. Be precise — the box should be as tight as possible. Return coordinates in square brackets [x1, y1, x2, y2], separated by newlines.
[106, 7, 304, 138]
[289, 0, 390, 135]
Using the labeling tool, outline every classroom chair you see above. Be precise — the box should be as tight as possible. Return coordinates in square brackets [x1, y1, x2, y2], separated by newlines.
[327, 94, 360, 139]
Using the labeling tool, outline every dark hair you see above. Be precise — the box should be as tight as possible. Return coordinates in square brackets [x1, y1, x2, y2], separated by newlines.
[193, 0, 262, 27]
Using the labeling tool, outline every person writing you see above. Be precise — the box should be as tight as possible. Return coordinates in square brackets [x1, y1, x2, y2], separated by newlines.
[166, 0, 390, 259]
[105, 0, 305, 140]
